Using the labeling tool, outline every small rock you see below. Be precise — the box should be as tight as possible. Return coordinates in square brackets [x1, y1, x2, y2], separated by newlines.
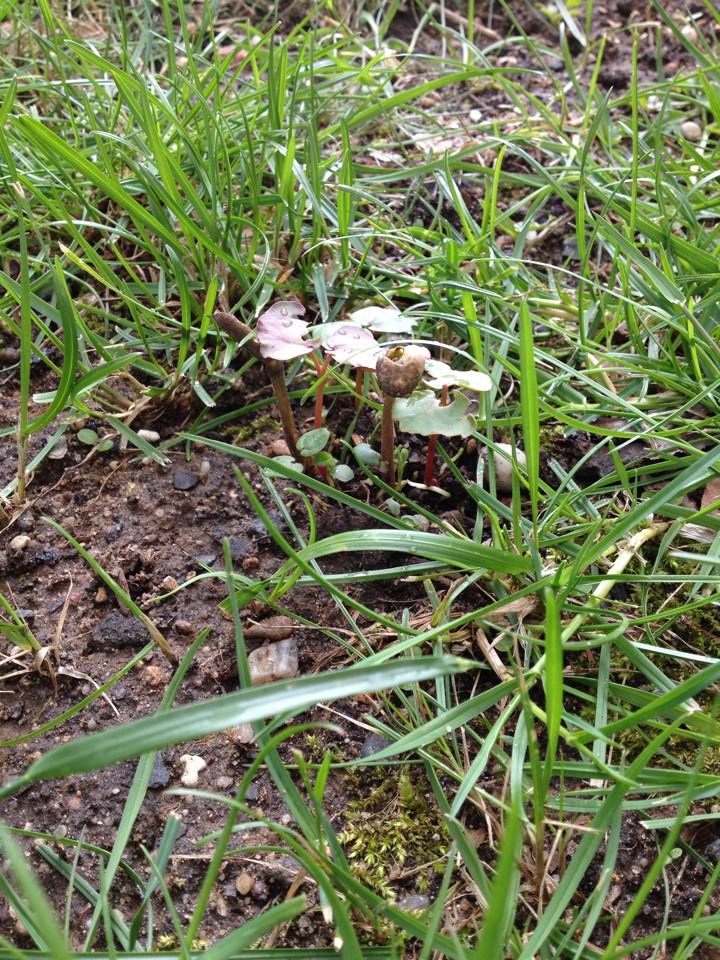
[235, 872, 254, 896]
[94, 586, 108, 604]
[144, 665, 168, 688]
[397, 895, 430, 912]
[196, 553, 217, 566]
[680, 119, 702, 141]
[228, 723, 254, 745]
[227, 535, 253, 561]
[16, 609, 34, 624]
[248, 637, 299, 685]
[248, 510, 286, 538]
[48, 437, 68, 460]
[91, 611, 147, 650]
[174, 619, 194, 636]
[705, 838, 720, 862]
[137, 429, 160, 443]
[173, 467, 199, 491]
[245, 615, 294, 642]
[491, 443, 528, 495]
[16, 512, 35, 531]
[179, 754, 207, 787]
[269, 438, 291, 457]
[148, 754, 171, 789]
[251, 878, 269, 903]
[215, 776, 233, 790]
[199, 459, 211, 477]
[361, 732, 391, 758]
[35, 547, 62, 566]
[161, 576, 179, 592]
[468, 108, 482, 123]
[9, 535, 30, 551]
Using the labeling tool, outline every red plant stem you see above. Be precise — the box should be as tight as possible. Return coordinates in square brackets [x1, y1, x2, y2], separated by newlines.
[424, 384, 449, 487]
[312, 354, 330, 429]
[381, 396, 395, 487]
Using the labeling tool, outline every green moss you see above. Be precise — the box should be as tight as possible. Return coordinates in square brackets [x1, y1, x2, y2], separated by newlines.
[222, 413, 281, 443]
[339, 767, 448, 900]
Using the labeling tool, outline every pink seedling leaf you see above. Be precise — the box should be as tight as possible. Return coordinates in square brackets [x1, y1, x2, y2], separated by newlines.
[424, 359, 492, 393]
[326, 324, 383, 369]
[256, 300, 316, 361]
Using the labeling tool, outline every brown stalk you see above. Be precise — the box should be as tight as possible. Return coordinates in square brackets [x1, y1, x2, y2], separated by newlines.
[215, 310, 301, 460]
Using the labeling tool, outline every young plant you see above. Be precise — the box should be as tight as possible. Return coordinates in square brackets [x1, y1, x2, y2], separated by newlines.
[375, 345, 428, 487]
[419, 359, 493, 487]
[325, 323, 383, 408]
[215, 300, 314, 460]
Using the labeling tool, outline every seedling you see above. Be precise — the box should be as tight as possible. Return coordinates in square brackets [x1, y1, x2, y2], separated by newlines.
[325, 323, 382, 408]
[376, 345, 428, 487]
[215, 300, 313, 460]
[417, 359, 492, 487]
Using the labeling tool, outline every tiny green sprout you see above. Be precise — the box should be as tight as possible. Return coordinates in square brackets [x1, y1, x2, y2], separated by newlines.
[77, 428, 114, 453]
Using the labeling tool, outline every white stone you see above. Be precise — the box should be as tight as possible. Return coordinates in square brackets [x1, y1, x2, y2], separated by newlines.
[179, 754, 206, 787]
[9, 535, 30, 551]
[492, 443, 528, 494]
[680, 120, 702, 142]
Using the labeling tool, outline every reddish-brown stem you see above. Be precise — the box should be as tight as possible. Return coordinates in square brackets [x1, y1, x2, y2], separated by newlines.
[424, 384, 449, 488]
[265, 359, 300, 461]
[312, 354, 330, 429]
[381, 396, 395, 487]
[354, 368, 363, 409]
[424, 435, 438, 487]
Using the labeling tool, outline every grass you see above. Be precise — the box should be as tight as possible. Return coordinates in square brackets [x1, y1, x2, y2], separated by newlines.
[2, 0, 720, 956]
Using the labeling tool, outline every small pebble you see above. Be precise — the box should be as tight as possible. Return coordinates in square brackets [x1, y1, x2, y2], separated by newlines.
[179, 754, 206, 788]
[161, 576, 179, 592]
[251, 878, 269, 903]
[173, 467, 199, 491]
[235, 872, 254, 896]
[269, 438, 291, 457]
[468, 108, 482, 122]
[48, 437, 67, 459]
[144, 665, 168, 688]
[16, 512, 35, 531]
[95, 587, 108, 604]
[228, 723, 254, 745]
[680, 119, 702, 141]
[149, 753, 171, 789]
[215, 776, 233, 790]
[397, 895, 430, 912]
[174, 619, 194, 635]
[245, 615, 294, 642]
[361, 731, 392, 758]
[154, 508, 165, 519]
[491, 443, 528, 495]
[137, 429, 160, 443]
[9, 534, 30, 551]
[199, 459, 211, 477]
[248, 637, 299, 685]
